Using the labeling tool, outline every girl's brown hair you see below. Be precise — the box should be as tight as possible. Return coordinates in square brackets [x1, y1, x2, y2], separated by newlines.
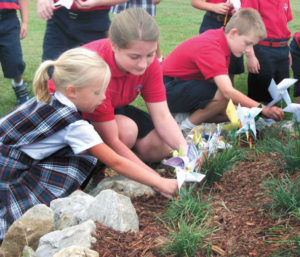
[109, 8, 159, 49]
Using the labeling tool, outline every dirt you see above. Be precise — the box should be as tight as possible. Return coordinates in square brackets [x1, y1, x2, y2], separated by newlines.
[91, 153, 300, 257]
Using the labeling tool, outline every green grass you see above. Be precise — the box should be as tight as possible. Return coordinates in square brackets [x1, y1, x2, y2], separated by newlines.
[263, 174, 300, 220]
[259, 124, 300, 173]
[160, 185, 215, 256]
[1, 0, 300, 116]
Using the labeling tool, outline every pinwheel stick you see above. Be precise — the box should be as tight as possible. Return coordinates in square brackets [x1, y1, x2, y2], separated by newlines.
[224, 0, 231, 25]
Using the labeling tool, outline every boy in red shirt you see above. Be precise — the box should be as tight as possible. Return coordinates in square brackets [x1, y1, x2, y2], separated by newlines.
[163, 8, 283, 131]
[290, 31, 300, 104]
[190, 0, 244, 84]
[242, 0, 293, 103]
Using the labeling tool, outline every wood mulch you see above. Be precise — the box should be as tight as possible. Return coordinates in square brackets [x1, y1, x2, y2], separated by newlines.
[91, 153, 300, 257]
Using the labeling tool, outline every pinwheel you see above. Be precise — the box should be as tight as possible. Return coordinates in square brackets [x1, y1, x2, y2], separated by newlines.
[236, 104, 262, 148]
[267, 78, 298, 107]
[283, 103, 300, 123]
[54, 0, 73, 9]
[231, 0, 241, 11]
[164, 142, 205, 190]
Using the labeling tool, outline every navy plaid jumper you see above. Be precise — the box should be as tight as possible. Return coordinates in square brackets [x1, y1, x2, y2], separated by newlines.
[0, 97, 99, 242]
[111, 0, 156, 16]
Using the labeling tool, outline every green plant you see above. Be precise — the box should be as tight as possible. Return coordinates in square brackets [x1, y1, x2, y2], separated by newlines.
[162, 184, 213, 224]
[259, 127, 300, 173]
[201, 147, 241, 184]
[263, 174, 300, 220]
[163, 218, 213, 257]
[262, 226, 300, 257]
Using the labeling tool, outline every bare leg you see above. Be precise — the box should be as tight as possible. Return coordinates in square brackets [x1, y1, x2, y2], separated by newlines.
[229, 73, 234, 86]
[189, 90, 228, 125]
[115, 115, 138, 149]
[13, 76, 22, 84]
[296, 96, 300, 104]
[116, 115, 170, 162]
[135, 130, 171, 163]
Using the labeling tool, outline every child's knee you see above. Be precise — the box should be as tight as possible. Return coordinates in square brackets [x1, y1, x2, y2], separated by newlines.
[116, 116, 138, 148]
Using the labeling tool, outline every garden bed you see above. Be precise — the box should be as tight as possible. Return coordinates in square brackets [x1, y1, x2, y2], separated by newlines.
[91, 150, 300, 257]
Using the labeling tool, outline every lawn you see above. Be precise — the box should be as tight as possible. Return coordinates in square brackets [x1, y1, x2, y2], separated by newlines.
[0, 0, 299, 115]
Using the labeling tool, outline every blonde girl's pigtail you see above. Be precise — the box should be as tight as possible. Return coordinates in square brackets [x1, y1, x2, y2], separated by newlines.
[33, 60, 55, 103]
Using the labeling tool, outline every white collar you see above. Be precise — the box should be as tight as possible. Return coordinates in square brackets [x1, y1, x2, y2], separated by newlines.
[54, 91, 78, 111]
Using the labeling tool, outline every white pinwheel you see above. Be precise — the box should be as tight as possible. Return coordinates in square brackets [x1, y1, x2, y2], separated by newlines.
[283, 103, 300, 123]
[54, 0, 73, 9]
[231, 0, 241, 11]
[164, 142, 205, 190]
[236, 104, 262, 139]
[267, 78, 298, 107]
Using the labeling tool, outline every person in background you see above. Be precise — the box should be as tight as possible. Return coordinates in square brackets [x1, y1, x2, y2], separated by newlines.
[190, 0, 244, 85]
[242, 0, 293, 103]
[0, 0, 29, 105]
[290, 30, 300, 104]
[37, 0, 128, 62]
[163, 8, 284, 133]
[0, 47, 178, 243]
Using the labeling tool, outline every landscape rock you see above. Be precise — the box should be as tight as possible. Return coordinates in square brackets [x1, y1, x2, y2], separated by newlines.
[53, 246, 99, 257]
[22, 246, 37, 257]
[35, 220, 96, 257]
[50, 190, 94, 227]
[88, 189, 139, 232]
[0, 204, 55, 257]
[87, 175, 155, 198]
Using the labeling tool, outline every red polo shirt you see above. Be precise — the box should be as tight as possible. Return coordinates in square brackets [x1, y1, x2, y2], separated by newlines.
[162, 28, 231, 81]
[242, 0, 292, 39]
[82, 39, 166, 122]
[0, 0, 19, 9]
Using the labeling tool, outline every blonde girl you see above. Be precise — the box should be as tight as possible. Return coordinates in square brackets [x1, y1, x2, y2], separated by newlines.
[0, 47, 178, 243]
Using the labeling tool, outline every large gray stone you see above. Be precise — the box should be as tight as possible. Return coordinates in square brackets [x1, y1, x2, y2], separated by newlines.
[88, 175, 155, 198]
[53, 246, 99, 257]
[0, 204, 54, 257]
[35, 220, 96, 257]
[88, 189, 139, 232]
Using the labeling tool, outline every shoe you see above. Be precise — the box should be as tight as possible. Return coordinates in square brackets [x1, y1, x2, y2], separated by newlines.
[172, 112, 189, 124]
[12, 82, 30, 105]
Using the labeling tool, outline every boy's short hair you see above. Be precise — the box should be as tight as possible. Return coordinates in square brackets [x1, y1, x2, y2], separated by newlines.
[225, 8, 266, 40]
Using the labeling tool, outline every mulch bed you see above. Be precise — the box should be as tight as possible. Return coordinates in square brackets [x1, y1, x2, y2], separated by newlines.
[91, 153, 300, 257]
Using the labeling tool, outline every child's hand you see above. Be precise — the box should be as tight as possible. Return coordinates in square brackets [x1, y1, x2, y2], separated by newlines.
[20, 22, 28, 40]
[262, 106, 284, 121]
[214, 3, 231, 15]
[37, 0, 55, 20]
[246, 54, 260, 74]
[74, 0, 101, 9]
[156, 178, 178, 199]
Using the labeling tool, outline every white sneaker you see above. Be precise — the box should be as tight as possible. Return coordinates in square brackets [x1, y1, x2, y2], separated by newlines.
[172, 112, 189, 124]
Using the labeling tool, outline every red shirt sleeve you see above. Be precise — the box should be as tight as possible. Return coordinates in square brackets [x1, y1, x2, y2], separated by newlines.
[140, 58, 166, 103]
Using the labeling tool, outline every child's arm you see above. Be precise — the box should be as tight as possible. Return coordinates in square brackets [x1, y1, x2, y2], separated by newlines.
[37, 0, 55, 20]
[89, 143, 178, 198]
[191, 0, 230, 15]
[18, 0, 28, 39]
[214, 74, 284, 120]
[146, 101, 188, 154]
[74, 0, 129, 9]
[246, 46, 260, 74]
